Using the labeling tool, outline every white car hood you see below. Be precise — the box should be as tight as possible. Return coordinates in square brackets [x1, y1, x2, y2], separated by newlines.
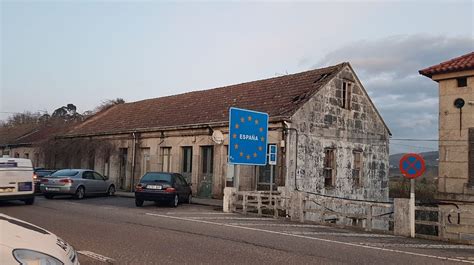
[0, 213, 76, 264]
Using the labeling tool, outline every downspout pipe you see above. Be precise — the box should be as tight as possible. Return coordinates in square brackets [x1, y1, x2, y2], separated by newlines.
[131, 132, 138, 191]
[283, 121, 299, 191]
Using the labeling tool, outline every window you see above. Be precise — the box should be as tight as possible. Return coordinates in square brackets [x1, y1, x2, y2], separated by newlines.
[161, 147, 171, 172]
[341, 81, 352, 109]
[141, 172, 172, 183]
[141, 148, 151, 176]
[201, 146, 214, 174]
[24, 153, 29, 159]
[182, 147, 192, 174]
[324, 148, 336, 188]
[469, 128, 474, 186]
[457, 77, 467, 87]
[353, 151, 362, 187]
[93, 172, 105, 181]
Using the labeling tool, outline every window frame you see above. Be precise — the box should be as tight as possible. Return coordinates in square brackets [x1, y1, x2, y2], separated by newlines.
[341, 81, 352, 110]
[323, 148, 336, 188]
[352, 150, 363, 187]
[457, 77, 467, 88]
[160, 147, 172, 172]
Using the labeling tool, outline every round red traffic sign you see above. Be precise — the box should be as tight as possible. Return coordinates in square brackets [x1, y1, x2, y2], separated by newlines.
[399, 153, 426, 179]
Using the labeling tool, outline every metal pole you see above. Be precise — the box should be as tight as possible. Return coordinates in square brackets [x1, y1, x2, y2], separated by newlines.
[409, 178, 415, 238]
[270, 165, 274, 193]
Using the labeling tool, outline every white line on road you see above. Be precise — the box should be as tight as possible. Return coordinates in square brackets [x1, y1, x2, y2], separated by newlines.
[284, 231, 395, 238]
[360, 243, 474, 249]
[165, 212, 236, 215]
[227, 223, 327, 228]
[145, 212, 474, 264]
[77, 250, 115, 264]
[188, 217, 277, 220]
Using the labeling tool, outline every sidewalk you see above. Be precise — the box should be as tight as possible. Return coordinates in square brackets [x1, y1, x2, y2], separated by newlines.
[115, 191, 222, 208]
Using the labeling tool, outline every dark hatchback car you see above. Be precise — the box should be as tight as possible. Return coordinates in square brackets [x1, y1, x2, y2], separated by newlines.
[135, 172, 192, 207]
[33, 169, 56, 193]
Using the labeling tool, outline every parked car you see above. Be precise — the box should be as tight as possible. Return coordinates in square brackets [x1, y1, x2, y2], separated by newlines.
[0, 213, 79, 265]
[40, 169, 115, 199]
[0, 157, 35, 205]
[135, 172, 192, 207]
[33, 169, 56, 193]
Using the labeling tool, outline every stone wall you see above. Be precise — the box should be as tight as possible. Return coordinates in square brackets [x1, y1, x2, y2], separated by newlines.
[287, 65, 390, 201]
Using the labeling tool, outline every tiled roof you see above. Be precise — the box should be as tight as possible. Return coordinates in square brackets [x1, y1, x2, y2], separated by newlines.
[419, 52, 474, 78]
[0, 122, 76, 147]
[66, 63, 346, 136]
[0, 124, 38, 147]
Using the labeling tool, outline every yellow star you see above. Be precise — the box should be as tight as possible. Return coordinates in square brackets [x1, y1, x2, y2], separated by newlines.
[253, 152, 257, 157]
[246, 155, 251, 160]
[258, 146, 263, 151]
[234, 144, 239, 149]
[259, 127, 263, 132]
[248, 116, 252, 121]
[255, 119, 259, 125]
[240, 117, 245, 123]
[239, 152, 243, 157]
[235, 124, 239, 129]
[232, 133, 237, 139]
[260, 136, 265, 142]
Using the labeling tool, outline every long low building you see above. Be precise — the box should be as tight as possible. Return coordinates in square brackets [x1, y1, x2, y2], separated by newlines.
[20, 62, 392, 200]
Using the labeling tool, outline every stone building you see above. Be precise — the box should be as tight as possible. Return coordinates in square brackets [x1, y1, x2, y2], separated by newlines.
[420, 52, 474, 241]
[419, 52, 474, 202]
[57, 62, 390, 200]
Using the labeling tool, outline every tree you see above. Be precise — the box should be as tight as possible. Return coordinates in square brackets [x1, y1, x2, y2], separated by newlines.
[52, 104, 82, 121]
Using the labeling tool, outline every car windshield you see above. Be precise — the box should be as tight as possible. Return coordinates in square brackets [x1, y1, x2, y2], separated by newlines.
[50, 170, 79, 177]
[140, 173, 172, 183]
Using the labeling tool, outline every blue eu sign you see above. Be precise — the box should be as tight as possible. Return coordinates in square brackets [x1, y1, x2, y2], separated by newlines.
[229, 107, 268, 165]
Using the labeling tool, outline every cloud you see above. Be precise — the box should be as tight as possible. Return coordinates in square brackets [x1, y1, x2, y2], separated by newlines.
[309, 35, 474, 154]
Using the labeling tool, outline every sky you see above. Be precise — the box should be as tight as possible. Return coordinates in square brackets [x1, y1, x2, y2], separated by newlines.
[0, 0, 473, 154]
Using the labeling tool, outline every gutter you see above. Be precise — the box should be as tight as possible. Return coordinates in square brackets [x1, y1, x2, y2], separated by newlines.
[58, 116, 291, 139]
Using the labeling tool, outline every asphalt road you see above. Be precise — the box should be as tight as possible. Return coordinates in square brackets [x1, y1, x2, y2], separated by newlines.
[1, 196, 473, 265]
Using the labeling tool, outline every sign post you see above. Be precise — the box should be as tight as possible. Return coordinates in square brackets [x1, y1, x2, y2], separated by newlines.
[228, 107, 269, 191]
[399, 153, 426, 238]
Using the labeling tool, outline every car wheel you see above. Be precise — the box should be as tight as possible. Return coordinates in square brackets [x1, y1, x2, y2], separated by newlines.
[107, 185, 115, 196]
[23, 197, 35, 205]
[44, 194, 54, 199]
[186, 193, 192, 204]
[171, 194, 179, 207]
[74, 186, 85, 200]
[135, 198, 144, 207]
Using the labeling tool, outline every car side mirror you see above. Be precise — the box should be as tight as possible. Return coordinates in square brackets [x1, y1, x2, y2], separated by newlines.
[104, 175, 109, 180]
[188, 183, 192, 187]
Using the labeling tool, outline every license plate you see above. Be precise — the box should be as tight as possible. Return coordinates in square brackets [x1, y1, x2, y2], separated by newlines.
[0, 188, 14, 193]
[46, 187, 60, 191]
[147, 185, 162, 190]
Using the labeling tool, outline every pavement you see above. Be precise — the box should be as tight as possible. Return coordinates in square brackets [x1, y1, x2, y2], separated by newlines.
[115, 190, 223, 207]
[1, 196, 473, 264]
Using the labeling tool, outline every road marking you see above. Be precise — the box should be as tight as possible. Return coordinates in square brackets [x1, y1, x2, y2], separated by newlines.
[227, 223, 327, 228]
[165, 212, 236, 215]
[146, 212, 474, 264]
[188, 217, 277, 220]
[360, 243, 474, 249]
[285, 231, 396, 238]
[77, 250, 115, 264]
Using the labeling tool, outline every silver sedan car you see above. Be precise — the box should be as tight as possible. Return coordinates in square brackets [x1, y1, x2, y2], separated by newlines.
[40, 169, 115, 199]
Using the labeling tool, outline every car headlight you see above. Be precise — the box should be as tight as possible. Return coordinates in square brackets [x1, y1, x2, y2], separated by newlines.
[13, 249, 64, 265]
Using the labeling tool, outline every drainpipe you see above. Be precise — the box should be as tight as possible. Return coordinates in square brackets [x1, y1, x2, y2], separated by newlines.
[131, 132, 138, 191]
[283, 121, 299, 191]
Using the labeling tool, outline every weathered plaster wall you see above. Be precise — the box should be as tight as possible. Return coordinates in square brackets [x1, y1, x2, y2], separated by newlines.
[287, 65, 390, 201]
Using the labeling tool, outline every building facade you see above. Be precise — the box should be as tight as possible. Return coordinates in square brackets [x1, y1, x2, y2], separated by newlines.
[420, 52, 474, 241]
[420, 52, 474, 202]
[50, 62, 390, 200]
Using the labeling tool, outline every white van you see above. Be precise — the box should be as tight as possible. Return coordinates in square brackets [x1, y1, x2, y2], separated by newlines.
[0, 157, 35, 205]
